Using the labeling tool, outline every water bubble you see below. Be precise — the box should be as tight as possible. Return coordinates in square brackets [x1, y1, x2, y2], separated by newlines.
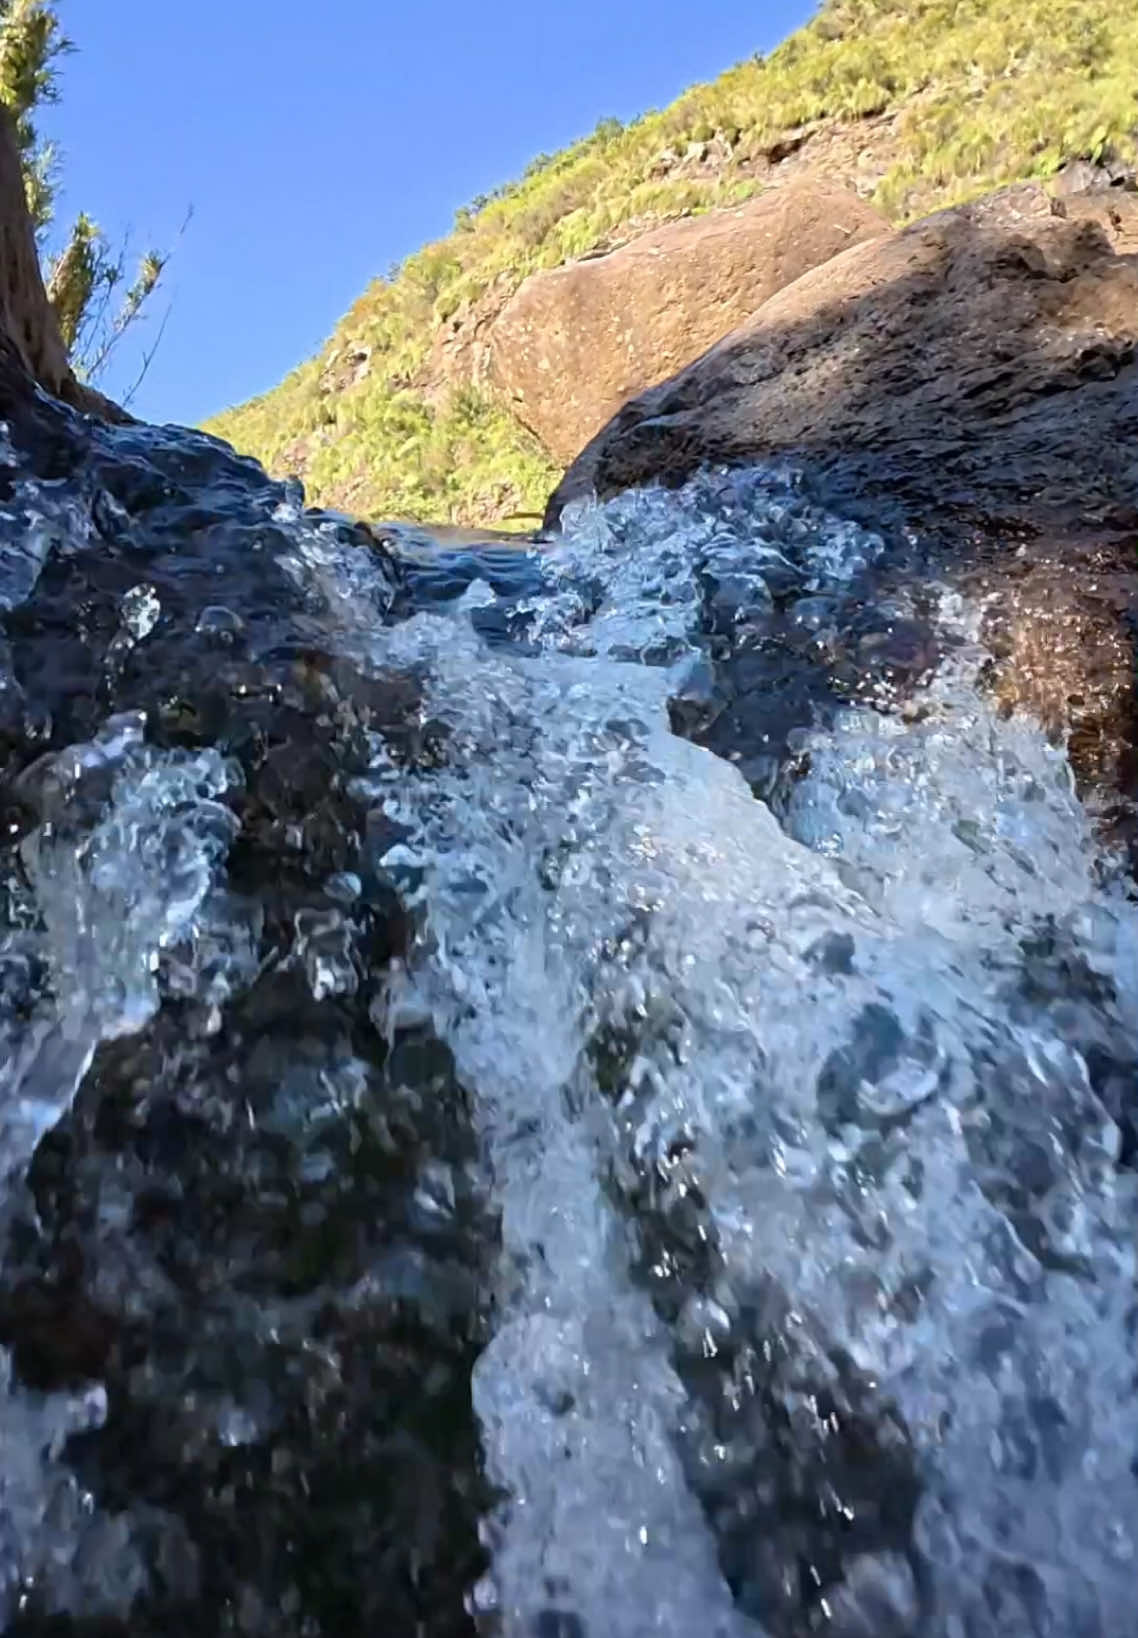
[194, 603, 245, 642]
[120, 583, 161, 640]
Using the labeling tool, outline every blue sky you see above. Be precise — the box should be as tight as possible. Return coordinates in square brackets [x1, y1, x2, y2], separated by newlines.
[43, 0, 814, 427]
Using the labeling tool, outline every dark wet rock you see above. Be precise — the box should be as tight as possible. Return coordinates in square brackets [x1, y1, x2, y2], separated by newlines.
[0, 390, 493, 1634]
[531, 1613, 586, 1638]
[4, 1011, 491, 1637]
[974, 539, 1138, 867]
[557, 461, 946, 816]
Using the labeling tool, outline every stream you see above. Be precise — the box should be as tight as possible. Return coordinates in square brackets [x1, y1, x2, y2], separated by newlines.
[0, 404, 1135, 1637]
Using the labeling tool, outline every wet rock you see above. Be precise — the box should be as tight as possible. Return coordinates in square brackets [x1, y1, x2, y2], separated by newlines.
[0, 386, 493, 1633]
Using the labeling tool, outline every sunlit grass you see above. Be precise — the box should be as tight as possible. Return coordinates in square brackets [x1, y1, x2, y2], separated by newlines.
[205, 0, 1138, 525]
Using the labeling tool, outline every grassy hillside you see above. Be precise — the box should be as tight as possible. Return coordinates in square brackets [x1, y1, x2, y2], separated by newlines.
[205, 0, 1138, 525]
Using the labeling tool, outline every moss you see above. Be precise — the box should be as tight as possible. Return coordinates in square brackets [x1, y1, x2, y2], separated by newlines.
[205, 0, 1138, 526]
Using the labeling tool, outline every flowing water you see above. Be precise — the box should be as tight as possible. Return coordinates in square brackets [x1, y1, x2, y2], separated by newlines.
[0, 403, 1135, 1637]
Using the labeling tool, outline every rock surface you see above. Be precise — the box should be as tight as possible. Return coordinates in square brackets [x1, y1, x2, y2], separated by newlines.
[0, 107, 126, 424]
[0, 378, 493, 1636]
[548, 184, 1138, 532]
[548, 184, 1138, 857]
[490, 178, 888, 464]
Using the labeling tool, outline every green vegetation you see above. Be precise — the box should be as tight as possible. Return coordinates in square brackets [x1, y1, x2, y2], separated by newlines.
[1, 0, 168, 391]
[209, 0, 1138, 525]
[0, 0, 66, 228]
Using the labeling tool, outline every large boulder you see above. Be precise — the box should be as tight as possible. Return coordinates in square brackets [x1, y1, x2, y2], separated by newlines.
[547, 184, 1138, 535]
[489, 178, 888, 465]
[0, 104, 126, 421]
[547, 183, 1138, 864]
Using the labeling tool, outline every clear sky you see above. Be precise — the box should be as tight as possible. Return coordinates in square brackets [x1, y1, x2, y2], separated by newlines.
[43, 0, 815, 427]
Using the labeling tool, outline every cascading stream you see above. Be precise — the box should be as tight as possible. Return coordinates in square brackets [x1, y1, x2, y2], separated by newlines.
[374, 476, 1137, 1638]
[0, 413, 1135, 1638]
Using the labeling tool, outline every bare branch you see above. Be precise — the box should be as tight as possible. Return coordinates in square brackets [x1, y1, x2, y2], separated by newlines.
[121, 300, 173, 409]
[79, 202, 191, 385]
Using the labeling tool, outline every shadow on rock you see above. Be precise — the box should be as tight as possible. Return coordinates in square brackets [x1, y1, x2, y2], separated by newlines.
[548, 184, 1138, 866]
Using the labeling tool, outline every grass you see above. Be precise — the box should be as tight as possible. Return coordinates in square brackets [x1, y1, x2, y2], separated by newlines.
[205, 0, 1138, 526]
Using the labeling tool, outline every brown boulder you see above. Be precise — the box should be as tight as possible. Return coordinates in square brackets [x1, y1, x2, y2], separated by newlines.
[0, 104, 126, 422]
[489, 178, 889, 465]
[548, 182, 1138, 863]
[547, 184, 1138, 536]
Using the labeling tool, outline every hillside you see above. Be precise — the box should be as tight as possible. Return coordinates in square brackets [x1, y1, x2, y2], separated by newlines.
[204, 0, 1138, 526]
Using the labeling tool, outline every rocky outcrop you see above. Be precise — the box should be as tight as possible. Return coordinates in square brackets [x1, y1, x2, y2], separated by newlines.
[548, 183, 1138, 862]
[0, 104, 126, 422]
[548, 184, 1138, 531]
[489, 178, 888, 465]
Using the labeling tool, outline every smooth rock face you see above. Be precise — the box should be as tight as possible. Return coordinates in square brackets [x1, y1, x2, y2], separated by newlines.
[548, 184, 1138, 856]
[489, 178, 888, 464]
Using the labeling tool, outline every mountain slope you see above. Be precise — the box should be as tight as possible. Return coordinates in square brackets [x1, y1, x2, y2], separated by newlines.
[204, 0, 1138, 526]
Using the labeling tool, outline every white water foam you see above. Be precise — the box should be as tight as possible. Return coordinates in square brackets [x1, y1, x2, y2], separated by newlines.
[0, 718, 247, 1619]
[1, 715, 240, 1183]
[353, 473, 1138, 1638]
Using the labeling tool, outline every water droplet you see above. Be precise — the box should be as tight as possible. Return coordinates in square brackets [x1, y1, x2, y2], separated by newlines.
[120, 583, 161, 640]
